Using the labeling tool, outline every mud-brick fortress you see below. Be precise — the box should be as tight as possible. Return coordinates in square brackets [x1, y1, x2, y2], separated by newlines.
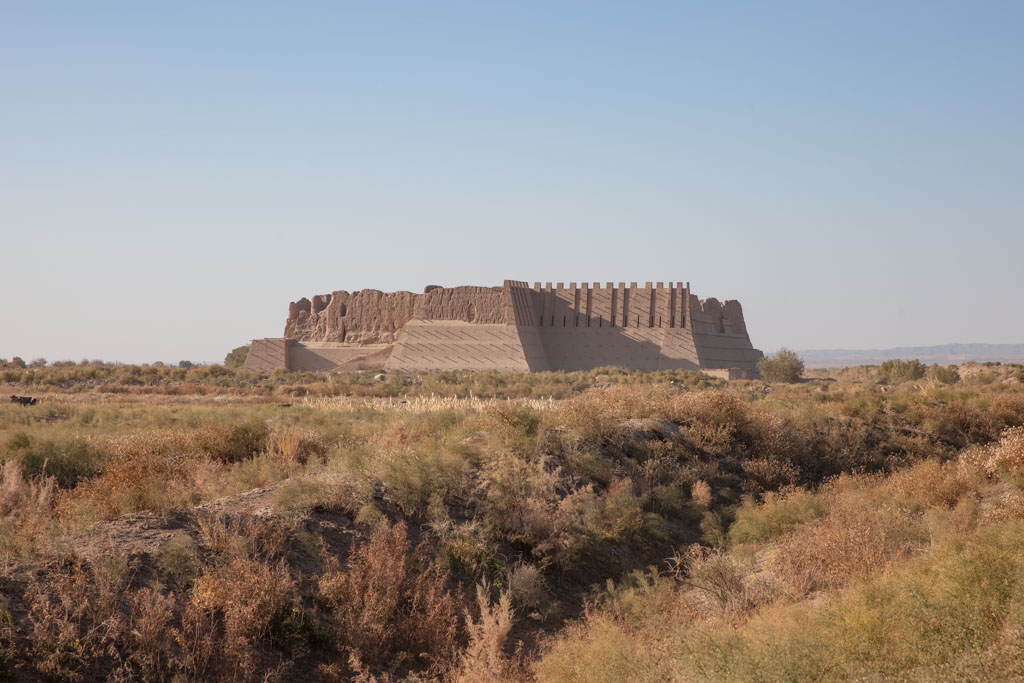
[245, 281, 763, 377]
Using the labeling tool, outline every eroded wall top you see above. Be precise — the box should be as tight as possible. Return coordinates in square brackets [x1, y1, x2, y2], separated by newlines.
[284, 285, 508, 343]
[416, 286, 508, 324]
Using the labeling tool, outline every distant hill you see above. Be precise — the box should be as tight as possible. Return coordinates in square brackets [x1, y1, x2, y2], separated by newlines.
[797, 343, 1024, 368]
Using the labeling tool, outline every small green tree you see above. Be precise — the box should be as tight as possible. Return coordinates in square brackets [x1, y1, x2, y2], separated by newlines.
[877, 359, 926, 384]
[179, 360, 194, 369]
[224, 345, 250, 369]
[758, 348, 804, 383]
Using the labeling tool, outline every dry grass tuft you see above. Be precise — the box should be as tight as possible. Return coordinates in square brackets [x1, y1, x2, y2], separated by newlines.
[266, 423, 328, 465]
[0, 460, 53, 518]
[961, 425, 1024, 477]
[454, 582, 522, 682]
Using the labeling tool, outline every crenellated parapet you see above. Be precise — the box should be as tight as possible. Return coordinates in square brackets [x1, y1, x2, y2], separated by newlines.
[511, 281, 694, 329]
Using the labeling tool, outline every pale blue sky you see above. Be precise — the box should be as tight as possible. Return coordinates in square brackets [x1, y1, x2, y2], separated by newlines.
[2, 1, 1022, 363]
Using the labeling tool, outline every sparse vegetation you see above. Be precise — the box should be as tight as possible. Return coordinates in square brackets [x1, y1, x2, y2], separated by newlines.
[534, 428, 1024, 681]
[1, 362, 1023, 678]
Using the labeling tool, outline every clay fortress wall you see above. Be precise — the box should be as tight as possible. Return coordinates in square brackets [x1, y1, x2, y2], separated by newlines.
[245, 280, 763, 377]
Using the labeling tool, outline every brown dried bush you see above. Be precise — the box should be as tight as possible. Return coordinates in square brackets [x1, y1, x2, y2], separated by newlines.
[885, 458, 973, 509]
[558, 385, 672, 441]
[506, 562, 546, 613]
[477, 453, 562, 545]
[24, 555, 131, 680]
[960, 426, 1024, 477]
[690, 479, 713, 509]
[920, 401, 999, 448]
[185, 555, 297, 676]
[0, 459, 53, 518]
[55, 430, 197, 521]
[668, 390, 748, 433]
[679, 544, 776, 617]
[192, 421, 269, 464]
[558, 478, 645, 545]
[317, 522, 463, 676]
[739, 456, 801, 494]
[772, 494, 928, 593]
[122, 586, 178, 679]
[487, 403, 542, 443]
[454, 583, 522, 682]
[195, 511, 291, 561]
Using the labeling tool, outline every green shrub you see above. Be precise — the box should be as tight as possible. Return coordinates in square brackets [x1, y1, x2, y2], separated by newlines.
[758, 348, 805, 383]
[155, 535, 202, 586]
[224, 345, 250, 369]
[4, 431, 103, 488]
[488, 404, 542, 441]
[272, 475, 367, 514]
[927, 364, 961, 385]
[970, 371, 998, 385]
[877, 359, 926, 384]
[728, 489, 829, 546]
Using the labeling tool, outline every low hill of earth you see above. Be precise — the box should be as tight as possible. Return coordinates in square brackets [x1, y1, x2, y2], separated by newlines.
[798, 343, 1024, 368]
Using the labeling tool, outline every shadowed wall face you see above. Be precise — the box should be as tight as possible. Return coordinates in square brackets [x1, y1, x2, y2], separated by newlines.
[246, 280, 763, 374]
[245, 338, 289, 373]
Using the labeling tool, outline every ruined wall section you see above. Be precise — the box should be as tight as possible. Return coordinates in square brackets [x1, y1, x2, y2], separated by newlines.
[415, 286, 509, 324]
[285, 290, 419, 344]
[687, 294, 763, 369]
[284, 286, 510, 344]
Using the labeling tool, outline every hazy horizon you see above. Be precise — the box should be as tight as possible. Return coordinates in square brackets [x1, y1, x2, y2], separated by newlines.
[3, 2, 1022, 364]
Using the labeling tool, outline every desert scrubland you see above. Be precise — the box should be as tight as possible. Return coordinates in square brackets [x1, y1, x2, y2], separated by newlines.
[1, 361, 1024, 680]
